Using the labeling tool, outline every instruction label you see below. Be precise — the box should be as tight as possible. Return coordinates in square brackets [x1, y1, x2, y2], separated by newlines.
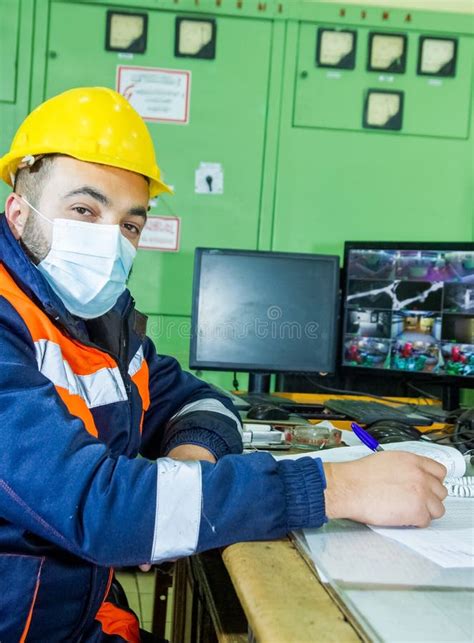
[139, 215, 181, 252]
[117, 65, 191, 124]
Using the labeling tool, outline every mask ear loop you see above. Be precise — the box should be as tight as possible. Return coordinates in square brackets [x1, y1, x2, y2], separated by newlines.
[19, 195, 52, 226]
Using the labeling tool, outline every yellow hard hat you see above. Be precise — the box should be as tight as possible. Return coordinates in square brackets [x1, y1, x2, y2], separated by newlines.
[0, 86, 171, 198]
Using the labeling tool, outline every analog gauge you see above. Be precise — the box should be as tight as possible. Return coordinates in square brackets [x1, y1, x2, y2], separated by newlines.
[364, 90, 404, 130]
[175, 18, 217, 59]
[316, 28, 357, 69]
[418, 37, 457, 76]
[368, 33, 407, 73]
[106, 11, 148, 53]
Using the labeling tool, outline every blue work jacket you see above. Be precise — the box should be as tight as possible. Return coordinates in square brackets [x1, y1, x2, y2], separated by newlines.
[0, 214, 327, 640]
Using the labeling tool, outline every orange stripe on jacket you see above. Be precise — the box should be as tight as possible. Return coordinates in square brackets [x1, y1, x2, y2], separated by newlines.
[19, 557, 45, 643]
[55, 387, 98, 437]
[95, 601, 141, 643]
[131, 360, 150, 434]
[0, 264, 118, 375]
[1, 263, 150, 440]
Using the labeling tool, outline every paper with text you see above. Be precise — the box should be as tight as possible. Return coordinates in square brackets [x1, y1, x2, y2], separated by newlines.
[369, 497, 474, 568]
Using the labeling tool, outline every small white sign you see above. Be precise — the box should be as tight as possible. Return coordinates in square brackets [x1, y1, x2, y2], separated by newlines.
[378, 74, 395, 83]
[139, 216, 181, 252]
[195, 162, 224, 195]
[117, 65, 191, 124]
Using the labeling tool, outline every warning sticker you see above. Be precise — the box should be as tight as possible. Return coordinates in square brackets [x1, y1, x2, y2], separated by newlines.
[139, 216, 181, 252]
[117, 65, 191, 124]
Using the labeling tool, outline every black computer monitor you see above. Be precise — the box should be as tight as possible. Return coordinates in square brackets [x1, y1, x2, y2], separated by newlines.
[190, 248, 340, 393]
[342, 242, 474, 409]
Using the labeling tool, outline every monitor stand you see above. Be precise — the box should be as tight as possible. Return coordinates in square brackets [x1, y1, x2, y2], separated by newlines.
[248, 373, 271, 395]
[245, 373, 289, 404]
[246, 373, 317, 408]
[243, 372, 330, 418]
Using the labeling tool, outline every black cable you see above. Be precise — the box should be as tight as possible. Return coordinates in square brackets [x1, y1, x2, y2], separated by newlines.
[406, 381, 439, 401]
[366, 421, 474, 449]
[232, 372, 240, 392]
[304, 369, 474, 451]
[422, 422, 474, 451]
[306, 371, 474, 451]
[453, 419, 474, 453]
[303, 374, 409, 404]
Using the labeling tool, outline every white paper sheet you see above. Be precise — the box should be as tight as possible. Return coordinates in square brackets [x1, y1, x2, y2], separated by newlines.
[280, 442, 471, 570]
[369, 497, 474, 568]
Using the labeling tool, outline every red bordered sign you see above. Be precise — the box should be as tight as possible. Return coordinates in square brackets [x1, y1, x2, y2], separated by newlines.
[139, 216, 181, 252]
[116, 65, 191, 124]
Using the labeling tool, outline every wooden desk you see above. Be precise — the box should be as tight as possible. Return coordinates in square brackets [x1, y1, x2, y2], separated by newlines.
[171, 538, 363, 643]
[172, 530, 473, 643]
[222, 539, 363, 643]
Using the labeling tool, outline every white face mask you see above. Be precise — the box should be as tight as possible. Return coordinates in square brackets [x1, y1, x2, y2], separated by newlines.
[21, 197, 137, 319]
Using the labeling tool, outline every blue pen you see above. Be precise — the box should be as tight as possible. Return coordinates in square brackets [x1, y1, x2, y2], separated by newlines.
[351, 422, 384, 452]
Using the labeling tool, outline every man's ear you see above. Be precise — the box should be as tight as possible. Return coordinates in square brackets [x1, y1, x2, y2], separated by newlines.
[5, 193, 30, 240]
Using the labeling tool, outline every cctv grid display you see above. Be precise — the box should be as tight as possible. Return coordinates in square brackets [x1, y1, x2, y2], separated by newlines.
[342, 245, 474, 379]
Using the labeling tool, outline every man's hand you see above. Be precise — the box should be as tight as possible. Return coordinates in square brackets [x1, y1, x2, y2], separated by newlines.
[323, 452, 448, 528]
[167, 444, 216, 463]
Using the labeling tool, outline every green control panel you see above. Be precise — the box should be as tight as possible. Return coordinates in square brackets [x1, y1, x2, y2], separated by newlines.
[0, 0, 472, 395]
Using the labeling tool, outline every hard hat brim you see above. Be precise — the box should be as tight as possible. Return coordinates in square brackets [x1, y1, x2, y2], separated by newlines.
[0, 149, 173, 198]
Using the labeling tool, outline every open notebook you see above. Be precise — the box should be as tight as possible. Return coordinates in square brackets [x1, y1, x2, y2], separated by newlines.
[275, 441, 472, 569]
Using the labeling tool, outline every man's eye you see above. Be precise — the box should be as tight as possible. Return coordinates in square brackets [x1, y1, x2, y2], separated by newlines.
[123, 223, 140, 236]
[73, 206, 92, 216]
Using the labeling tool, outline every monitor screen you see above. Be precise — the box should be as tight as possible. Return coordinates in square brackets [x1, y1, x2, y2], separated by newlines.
[190, 248, 340, 374]
[342, 242, 474, 381]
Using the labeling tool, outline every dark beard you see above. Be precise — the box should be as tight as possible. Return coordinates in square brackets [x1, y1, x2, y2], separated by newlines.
[20, 211, 50, 264]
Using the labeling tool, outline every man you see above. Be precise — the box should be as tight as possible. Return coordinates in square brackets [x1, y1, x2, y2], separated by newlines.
[0, 87, 447, 642]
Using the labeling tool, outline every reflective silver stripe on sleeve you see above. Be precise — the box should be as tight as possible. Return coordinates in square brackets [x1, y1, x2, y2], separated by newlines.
[170, 399, 242, 435]
[151, 458, 202, 562]
[34, 339, 128, 408]
[128, 345, 144, 377]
